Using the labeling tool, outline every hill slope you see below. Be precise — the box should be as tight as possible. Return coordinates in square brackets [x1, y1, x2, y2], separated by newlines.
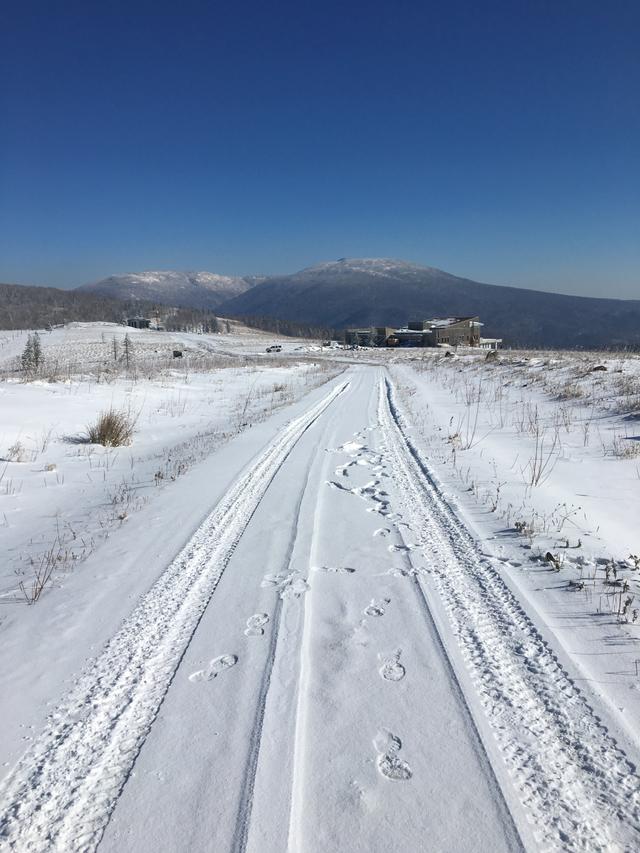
[78, 270, 257, 310]
[218, 258, 640, 348]
[0, 282, 219, 332]
[0, 282, 158, 330]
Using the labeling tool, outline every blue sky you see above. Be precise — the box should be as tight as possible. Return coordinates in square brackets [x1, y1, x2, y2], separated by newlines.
[1, 0, 638, 297]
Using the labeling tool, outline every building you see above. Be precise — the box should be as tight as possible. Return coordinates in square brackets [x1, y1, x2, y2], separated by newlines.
[127, 317, 151, 329]
[389, 328, 431, 347]
[407, 317, 482, 347]
[346, 316, 496, 348]
[478, 337, 502, 350]
[344, 327, 395, 347]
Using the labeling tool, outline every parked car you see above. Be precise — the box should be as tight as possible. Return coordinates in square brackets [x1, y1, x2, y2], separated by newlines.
[266, 345, 282, 353]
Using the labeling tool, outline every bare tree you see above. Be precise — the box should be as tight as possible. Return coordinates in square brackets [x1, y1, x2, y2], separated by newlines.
[123, 333, 134, 368]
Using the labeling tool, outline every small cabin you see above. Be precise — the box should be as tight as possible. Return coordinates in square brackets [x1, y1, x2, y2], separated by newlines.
[127, 317, 151, 329]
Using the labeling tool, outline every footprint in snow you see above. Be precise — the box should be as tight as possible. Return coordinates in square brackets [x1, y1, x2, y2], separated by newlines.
[367, 506, 390, 517]
[379, 649, 406, 682]
[335, 459, 359, 476]
[364, 598, 389, 617]
[281, 577, 310, 599]
[357, 451, 381, 465]
[312, 565, 356, 575]
[326, 480, 352, 493]
[386, 566, 428, 579]
[189, 654, 237, 683]
[373, 528, 391, 538]
[388, 543, 415, 553]
[352, 481, 381, 498]
[244, 613, 270, 637]
[376, 511, 402, 521]
[262, 571, 310, 599]
[373, 729, 412, 781]
[337, 441, 365, 455]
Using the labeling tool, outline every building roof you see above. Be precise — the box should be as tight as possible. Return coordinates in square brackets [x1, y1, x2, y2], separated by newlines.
[424, 317, 482, 328]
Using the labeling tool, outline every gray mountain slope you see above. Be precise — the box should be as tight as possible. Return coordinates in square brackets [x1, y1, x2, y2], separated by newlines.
[218, 258, 640, 348]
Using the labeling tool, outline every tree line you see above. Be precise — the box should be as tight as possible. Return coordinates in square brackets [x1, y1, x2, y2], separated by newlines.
[0, 282, 335, 339]
[226, 313, 338, 340]
[0, 283, 219, 333]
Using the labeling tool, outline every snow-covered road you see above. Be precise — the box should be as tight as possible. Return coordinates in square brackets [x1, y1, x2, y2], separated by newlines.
[1, 367, 639, 851]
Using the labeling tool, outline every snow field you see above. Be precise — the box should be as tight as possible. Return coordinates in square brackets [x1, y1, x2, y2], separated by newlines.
[386, 351, 640, 744]
[0, 349, 340, 604]
[2, 333, 640, 852]
[390, 349, 640, 563]
[0, 321, 314, 380]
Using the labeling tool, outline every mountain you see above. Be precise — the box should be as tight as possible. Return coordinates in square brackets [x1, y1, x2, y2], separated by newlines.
[217, 258, 640, 349]
[68, 258, 640, 348]
[78, 270, 258, 310]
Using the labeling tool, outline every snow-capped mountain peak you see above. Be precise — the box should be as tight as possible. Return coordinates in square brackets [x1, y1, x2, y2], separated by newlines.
[296, 257, 446, 280]
[77, 270, 254, 310]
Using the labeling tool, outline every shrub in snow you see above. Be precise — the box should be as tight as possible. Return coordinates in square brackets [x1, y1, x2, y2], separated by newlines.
[86, 408, 136, 447]
[6, 441, 27, 462]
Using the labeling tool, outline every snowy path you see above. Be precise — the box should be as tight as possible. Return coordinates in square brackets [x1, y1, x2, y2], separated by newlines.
[1, 367, 639, 851]
[96, 369, 518, 853]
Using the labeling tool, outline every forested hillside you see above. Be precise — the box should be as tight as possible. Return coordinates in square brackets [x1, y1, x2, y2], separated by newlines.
[0, 283, 219, 332]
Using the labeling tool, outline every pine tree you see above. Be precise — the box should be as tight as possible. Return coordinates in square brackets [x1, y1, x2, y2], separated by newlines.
[21, 334, 34, 372]
[21, 332, 45, 374]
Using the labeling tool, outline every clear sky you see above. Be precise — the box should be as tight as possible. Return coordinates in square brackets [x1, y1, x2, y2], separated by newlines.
[1, 0, 638, 297]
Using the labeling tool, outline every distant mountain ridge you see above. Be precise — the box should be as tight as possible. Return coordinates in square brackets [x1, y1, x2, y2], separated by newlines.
[217, 258, 640, 349]
[68, 258, 640, 348]
[78, 270, 259, 310]
[297, 258, 452, 279]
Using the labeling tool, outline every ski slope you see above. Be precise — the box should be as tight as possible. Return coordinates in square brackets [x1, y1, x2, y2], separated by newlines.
[1, 366, 639, 851]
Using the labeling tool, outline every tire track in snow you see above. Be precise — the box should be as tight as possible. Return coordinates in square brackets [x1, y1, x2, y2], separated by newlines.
[0, 380, 348, 853]
[231, 410, 323, 853]
[379, 377, 640, 852]
[232, 371, 350, 853]
[231, 595, 284, 853]
[286, 373, 382, 853]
